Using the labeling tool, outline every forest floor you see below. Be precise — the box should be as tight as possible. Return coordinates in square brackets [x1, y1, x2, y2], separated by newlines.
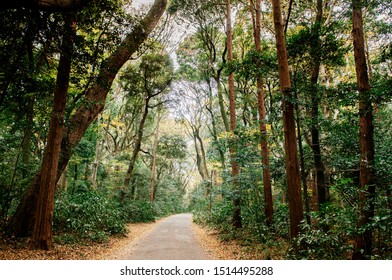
[0, 214, 285, 260]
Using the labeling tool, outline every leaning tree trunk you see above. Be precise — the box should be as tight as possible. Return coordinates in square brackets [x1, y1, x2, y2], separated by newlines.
[6, 0, 168, 237]
[270, 0, 304, 239]
[31, 14, 75, 250]
[226, 0, 242, 229]
[351, 0, 375, 260]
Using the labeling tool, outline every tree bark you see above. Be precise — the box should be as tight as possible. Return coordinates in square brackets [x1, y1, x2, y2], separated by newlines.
[351, 0, 375, 260]
[226, 0, 242, 229]
[249, 0, 274, 228]
[6, 0, 168, 237]
[270, 0, 304, 239]
[31, 14, 75, 250]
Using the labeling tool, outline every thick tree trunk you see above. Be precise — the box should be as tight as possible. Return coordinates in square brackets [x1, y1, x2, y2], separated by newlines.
[6, 0, 168, 237]
[226, 0, 242, 229]
[351, 0, 375, 260]
[249, 0, 274, 228]
[270, 0, 304, 239]
[31, 14, 75, 250]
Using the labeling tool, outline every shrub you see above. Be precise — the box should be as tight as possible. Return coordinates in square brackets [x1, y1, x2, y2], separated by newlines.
[121, 200, 155, 223]
[53, 190, 126, 242]
[287, 206, 355, 260]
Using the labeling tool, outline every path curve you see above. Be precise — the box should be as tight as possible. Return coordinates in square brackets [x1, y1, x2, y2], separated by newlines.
[127, 213, 210, 260]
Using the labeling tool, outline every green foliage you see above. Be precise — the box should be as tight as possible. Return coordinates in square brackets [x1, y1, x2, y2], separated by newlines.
[288, 222, 352, 260]
[157, 134, 187, 159]
[120, 200, 155, 223]
[53, 190, 126, 242]
[191, 186, 234, 234]
[287, 202, 358, 260]
[234, 48, 277, 81]
[287, 24, 347, 69]
[121, 52, 173, 99]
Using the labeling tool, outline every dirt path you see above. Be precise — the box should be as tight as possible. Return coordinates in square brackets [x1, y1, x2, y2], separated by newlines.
[124, 213, 209, 260]
[2, 213, 264, 260]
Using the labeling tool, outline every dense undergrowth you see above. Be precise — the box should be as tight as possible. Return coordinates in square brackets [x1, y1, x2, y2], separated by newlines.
[52, 186, 185, 244]
[191, 183, 392, 260]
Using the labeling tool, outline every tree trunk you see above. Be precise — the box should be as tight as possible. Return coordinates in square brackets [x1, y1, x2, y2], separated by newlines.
[195, 128, 209, 180]
[91, 114, 102, 189]
[310, 0, 328, 212]
[270, 0, 304, 239]
[214, 76, 230, 133]
[31, 14, 75, 250]
[226, 0, 242, 229]
[21, 96, 35, 165]
[351, 0, 375, 260]
[123, 98, 150, 189]
[57, 164, 68, 191]
[150, 108, 161, 203]
[193, 133, 205, 180]
[206, 79, 226, 170]
[295, 91, 311, 225]
[6, 0, 168, 237]
[249, 0, 274, 228]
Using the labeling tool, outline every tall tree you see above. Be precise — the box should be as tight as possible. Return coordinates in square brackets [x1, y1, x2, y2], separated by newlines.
[122, 53, 173, 197]
[351, 0, 376, 260]
[226, 0, 242, 229]
[150, 107, 162, 203]
[169, 0, 230, 133]
[249, 0, 273, 227]
[6, 0, 168, 238]
[31, 13, 76, 250]
[310, 0, 328, 212]
[270, 0, 304, 239]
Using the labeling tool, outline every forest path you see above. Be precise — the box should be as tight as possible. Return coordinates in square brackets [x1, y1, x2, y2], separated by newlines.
[124, 213, 210, 260]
